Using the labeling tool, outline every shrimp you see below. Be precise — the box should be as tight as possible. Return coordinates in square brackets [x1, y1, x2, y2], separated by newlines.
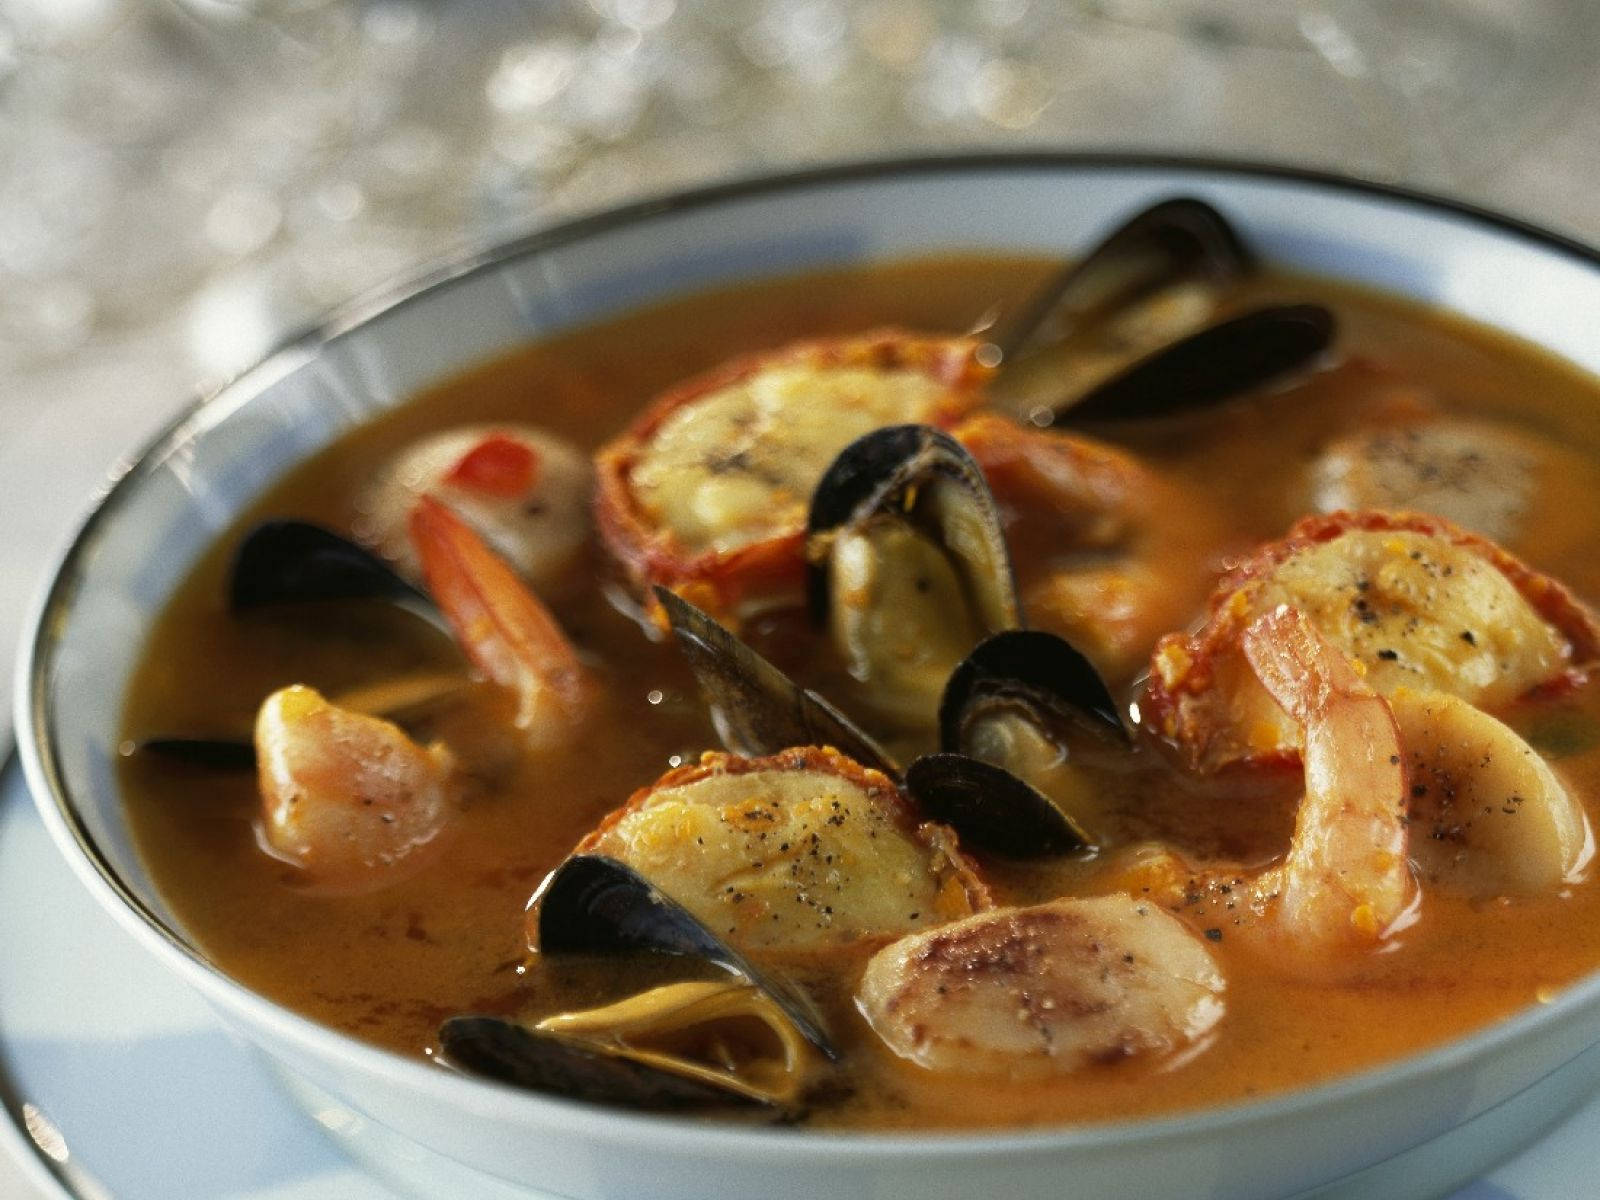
[1103, 606, 1416, 958]
[1240, 606, 1415, 945]
[356, 424, 593, 595]
[856, 895, 1225, 1076]
[255, 684, 455, 891]
[1144, 511, 1600, 772]
[409, 494, 591, 749]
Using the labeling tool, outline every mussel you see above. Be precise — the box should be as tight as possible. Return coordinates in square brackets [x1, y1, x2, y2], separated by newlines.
[131, 672, 469, 770]
[136, 521, 462, 768]
[905, 630, 1129, 858]
[439, 855, 835, 1111]
[984, 196, 1335, 424]
[807, 424, 1020, 732]
[229, 519, 434, 616]
[441, 978, 815, 1108]
[655, 585, 897, 776]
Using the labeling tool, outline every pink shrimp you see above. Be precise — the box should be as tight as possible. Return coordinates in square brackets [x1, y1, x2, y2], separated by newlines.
[409, 494, 591, 750]
[1241, 605, 1415, 945]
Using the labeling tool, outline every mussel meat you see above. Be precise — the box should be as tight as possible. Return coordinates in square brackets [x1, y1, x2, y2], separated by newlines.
[440, 975, 817, 1109]
[440, 854, 835, 1110]
[904, 630, 1132, 857]
[807, 424, 1020, 731]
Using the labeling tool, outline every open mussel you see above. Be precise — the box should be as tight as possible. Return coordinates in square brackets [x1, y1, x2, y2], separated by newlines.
[440, 855, 835, 1110]
[939, 629, 1126, 749]
[440, 977, 816, 1109]
[807, 424, 1020, 731]
[532, 854, 832, 1049]
[985, 196, 1251, 365]
[655, 586, 897, 776]
[131, 735, 257, 769]
[906, 631, 1130, 858]
[985, 196, 1335, 425]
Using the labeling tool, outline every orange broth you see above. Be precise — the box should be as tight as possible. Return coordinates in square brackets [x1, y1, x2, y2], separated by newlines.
[119, 255, 1600, 1129]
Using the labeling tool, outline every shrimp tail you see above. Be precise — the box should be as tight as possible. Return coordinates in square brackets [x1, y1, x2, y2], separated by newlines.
[410, 494, 589, 742]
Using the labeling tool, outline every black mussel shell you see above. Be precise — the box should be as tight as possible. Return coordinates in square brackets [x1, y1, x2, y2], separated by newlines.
[228, 520, 432, 614]
[132, 736, 256, 769]
[988, 196, 1252, 364]
[805, 424, 1020, 634]
[655, 587, 898, 777]
[905, 752, 1088, 859]
[1059, 302, 1336, 424]
[438, 1014, 762, 1109]
[939, 629, 1127, 752]
[532, 855, 835, 1057]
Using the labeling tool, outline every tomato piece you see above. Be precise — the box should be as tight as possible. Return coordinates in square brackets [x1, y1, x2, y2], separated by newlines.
[444, 432, 541, 497]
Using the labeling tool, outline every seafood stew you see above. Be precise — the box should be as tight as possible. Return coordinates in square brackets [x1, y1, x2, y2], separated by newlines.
[119, 200, 1600, 1132]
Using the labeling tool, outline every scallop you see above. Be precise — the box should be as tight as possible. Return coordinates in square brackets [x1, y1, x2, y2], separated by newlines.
[857, 896, 1225, 1076]
[1144, 511, 1600, 770]
[572, 747, 991, 957]
[1392, 688, 1591, 897]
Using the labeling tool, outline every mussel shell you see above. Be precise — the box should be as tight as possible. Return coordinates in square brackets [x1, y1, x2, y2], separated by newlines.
[439, 1014, 761, 1109]
[130, 673, 469, 771]
[1058, 302, 1336, 424]
[939, 629, 1127, 752]
[532, 854, 835, 1057]
[989, 196, 1252, 364]
[229, 520, 433, 614]
[805, 424, 1020, 635]
[655, 586, 898, 777]
[905, 752, 1089, 859]
[131, 736, 256, 769]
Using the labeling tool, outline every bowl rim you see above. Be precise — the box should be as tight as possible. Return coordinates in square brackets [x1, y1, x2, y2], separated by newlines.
[18, 149, 1600, 1161]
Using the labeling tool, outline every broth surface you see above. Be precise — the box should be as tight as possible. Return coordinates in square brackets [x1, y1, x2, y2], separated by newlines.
[120, 255, 1600, 1129]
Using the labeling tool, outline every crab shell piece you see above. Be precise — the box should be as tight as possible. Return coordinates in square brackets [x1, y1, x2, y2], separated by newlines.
[567, 746, 992, 959]
[593, 331, 990, 625]
[1142, 510, 1600, 772]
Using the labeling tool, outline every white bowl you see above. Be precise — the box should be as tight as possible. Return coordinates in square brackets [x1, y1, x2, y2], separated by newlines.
[18, 156, 1600, 1200]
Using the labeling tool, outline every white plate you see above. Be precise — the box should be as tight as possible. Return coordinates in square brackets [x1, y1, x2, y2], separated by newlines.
[1, 752, 1598, 1199]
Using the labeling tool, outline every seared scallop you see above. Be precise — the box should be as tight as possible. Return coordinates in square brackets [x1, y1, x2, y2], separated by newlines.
[1310, 419, 1540, 545]
[1391, 688, 1591, 897]
[857, 896, 1224, 1076]
[573, 747, 991, 957]
[1144, 511, 1600, 770]
[594, 332, 989, 622]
